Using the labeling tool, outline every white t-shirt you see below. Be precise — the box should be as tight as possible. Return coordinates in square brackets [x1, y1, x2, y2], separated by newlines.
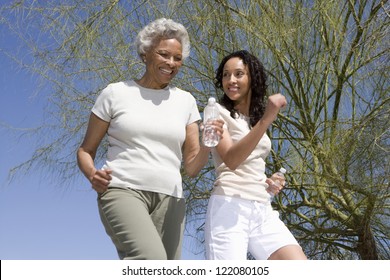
[92, 80, 201, 198]
[211, 104, 272, 203]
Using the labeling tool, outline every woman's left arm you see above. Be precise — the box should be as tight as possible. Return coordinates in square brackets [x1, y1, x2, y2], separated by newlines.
[182, 120, 224, 177]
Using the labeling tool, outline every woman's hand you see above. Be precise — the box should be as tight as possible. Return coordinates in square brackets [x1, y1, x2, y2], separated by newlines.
[90, 169, 112, 194]
[211, 119, 225, 140]
[262, 93, 287, 124]
[199, 119, 224, 139]
[265, 176, 285, 196]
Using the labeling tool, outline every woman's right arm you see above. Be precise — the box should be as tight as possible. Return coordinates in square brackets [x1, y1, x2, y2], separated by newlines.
[77, 113, 112, 193]
[216, 94, 287, 170]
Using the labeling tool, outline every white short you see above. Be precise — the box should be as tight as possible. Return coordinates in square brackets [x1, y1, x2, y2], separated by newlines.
[205, 195, 300, 260]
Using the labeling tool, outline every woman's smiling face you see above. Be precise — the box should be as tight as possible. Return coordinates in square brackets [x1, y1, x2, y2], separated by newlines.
[142, 38, 183, 89]
[222, 57, 251, 107]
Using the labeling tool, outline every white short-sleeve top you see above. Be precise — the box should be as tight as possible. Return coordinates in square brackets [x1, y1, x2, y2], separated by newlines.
[92, 80, 201, 198]
[211, 104, 272, 203]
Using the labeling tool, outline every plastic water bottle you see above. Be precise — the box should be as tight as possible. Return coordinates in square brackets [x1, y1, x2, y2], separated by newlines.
[268, 167, 286, 200]
[203, 97, 220, 147]
[272, 167, 286, 187]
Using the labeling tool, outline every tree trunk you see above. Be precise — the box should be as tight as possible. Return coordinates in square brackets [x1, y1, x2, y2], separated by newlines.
[357, 222, 378, 260]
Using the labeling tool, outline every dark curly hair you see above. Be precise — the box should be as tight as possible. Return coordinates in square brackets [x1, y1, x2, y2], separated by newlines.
[214, 50, 267, 128]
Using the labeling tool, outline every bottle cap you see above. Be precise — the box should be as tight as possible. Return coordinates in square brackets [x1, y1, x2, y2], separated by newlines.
[208, 97, 216, 104]
[279, 167, 286, 174]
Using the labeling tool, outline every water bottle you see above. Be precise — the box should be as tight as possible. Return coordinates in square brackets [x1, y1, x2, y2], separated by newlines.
[203, 97, 220, 147]
[268, 167, 286, 199]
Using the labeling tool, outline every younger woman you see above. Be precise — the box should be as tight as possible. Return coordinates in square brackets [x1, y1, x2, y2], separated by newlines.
[205, 50, 307, 260]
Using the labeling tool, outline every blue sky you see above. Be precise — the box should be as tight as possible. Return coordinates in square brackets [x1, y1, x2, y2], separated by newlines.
[0, 7, 202, 261]
[0, 19, 118, 260]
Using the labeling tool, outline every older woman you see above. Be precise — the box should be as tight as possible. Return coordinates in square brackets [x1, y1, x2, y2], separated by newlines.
[77, 18, 223, 260]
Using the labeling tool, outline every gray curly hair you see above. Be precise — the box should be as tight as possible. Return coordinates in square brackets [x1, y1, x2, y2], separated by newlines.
[135, 18, 191, 61]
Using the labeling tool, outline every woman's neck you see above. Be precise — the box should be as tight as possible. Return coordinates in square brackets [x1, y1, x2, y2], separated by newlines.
[234, 102, 249, 116]
[135, 76, 168, 90]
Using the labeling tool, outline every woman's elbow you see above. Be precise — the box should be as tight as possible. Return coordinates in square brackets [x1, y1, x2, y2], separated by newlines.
[77, 146, 96, 161]
[223, 158, 239, 170]
[187, 171, 198, 178]
[226, 162, 239, 171]
[184, 166, 200, 178]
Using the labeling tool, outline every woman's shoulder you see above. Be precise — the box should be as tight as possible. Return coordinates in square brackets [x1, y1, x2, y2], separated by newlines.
[216, 103, 233, 118]
[96, 80, 138, 102]
[101, 80, 134, 91]
[169, 85, 191, 95]
[112, 80, 136, 89]
[169, 86, 197, 102]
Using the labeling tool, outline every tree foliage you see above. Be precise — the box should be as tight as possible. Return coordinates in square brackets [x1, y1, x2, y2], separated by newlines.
[1, 0, 389, 259]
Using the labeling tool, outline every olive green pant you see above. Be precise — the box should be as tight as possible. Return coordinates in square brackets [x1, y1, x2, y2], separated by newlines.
[98, 187, 185, 260]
